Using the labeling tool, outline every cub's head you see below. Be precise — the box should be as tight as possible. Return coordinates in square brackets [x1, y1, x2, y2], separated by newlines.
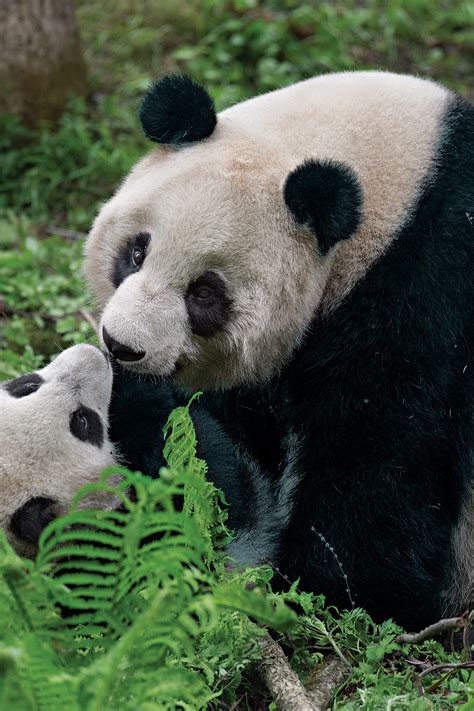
[0, 345, 118, 557]
[85, 75, 362, 390]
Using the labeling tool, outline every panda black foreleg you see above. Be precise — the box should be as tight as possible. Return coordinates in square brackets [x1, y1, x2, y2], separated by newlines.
[108, 367, 257, 534]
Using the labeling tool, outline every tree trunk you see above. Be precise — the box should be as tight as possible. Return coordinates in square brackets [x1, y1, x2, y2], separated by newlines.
[0, 0, 86, 125]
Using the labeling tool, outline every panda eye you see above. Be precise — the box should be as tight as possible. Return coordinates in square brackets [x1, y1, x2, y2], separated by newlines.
[185, 271, 233, 338]
[111, 232, 150, 288]
[70, 405, 104, 448]
[192, 285, 213, 300]
[131, 246, 144, 268]
[4, 373, 43, 399]
[71, 408, 89, 438]
[79, 411, 89, 432]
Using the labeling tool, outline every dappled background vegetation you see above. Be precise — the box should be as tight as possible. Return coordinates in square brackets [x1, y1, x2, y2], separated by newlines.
[0, 2, 473, 707]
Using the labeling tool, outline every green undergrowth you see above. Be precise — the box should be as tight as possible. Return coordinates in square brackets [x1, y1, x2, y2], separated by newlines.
[0, 217, 91, 379]
[0, 402, 472, 709]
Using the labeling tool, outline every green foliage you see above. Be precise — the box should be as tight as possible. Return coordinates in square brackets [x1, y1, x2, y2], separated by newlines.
[0, 403, 471, 709]
[77, 0, 473, 109]
[0, 401, 297, 710]
[0, 217, 91, 378]
[0, 96, 144, 230]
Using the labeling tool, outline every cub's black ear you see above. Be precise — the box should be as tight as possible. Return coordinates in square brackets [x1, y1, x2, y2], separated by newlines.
[284, 159, 363, 255]
[139, 74, 217, 145]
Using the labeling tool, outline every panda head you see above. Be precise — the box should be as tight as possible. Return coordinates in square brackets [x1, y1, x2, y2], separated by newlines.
[0, 345, 119, 558]
[85, 75, 362, 390]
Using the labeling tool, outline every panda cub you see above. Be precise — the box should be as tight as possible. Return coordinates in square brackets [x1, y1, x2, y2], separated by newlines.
[85, 70, 473, 630]
[0, 344, 257, 558]
[0, 345, 118, 558]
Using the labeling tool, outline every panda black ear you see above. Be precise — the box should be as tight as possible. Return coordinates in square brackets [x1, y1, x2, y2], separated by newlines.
[283, 159, 363, 255]
[138, 74, 217, 146]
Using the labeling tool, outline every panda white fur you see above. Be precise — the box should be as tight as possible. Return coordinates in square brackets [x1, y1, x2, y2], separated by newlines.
[83, 70, 473, 630]
[0, 345, 120, 557]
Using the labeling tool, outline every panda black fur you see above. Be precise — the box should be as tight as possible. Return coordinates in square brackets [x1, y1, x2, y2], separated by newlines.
[85, 71, 474, 630]
[108, 367, 255, 535]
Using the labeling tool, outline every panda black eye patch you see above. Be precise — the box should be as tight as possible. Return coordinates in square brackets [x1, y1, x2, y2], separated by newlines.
[185, 271, 232, 338]
[4, 373, 43, 398]
[70, 405, 104, 447]
[111, 231, 151, 288]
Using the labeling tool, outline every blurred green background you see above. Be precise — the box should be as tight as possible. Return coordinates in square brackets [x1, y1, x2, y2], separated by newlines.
[1, 0, 473, 379]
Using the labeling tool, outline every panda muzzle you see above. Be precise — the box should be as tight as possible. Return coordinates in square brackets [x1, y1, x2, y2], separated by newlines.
[102, 327, 146, 362]
[9, 497, 57, 547]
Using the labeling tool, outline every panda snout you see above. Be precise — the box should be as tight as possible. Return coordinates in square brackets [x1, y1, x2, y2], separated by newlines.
[102, 327, 145, 362]
[9, 497, 57, 546]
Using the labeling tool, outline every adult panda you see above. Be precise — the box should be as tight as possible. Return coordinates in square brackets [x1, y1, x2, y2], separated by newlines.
[85, 71, 474, 630]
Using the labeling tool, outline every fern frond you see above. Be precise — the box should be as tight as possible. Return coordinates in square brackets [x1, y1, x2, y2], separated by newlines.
[163, 397, 232, 568]
[1, 397, 297, 709]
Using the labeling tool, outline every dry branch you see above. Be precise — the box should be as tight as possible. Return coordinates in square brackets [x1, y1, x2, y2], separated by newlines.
[396, 613, 471, 645]
[418, 661, 474, 681]
[306, 655, 349, 709]
[259, 633, 318, 710]
[45, 226, 87, 241]
[79, 308, 99, 334]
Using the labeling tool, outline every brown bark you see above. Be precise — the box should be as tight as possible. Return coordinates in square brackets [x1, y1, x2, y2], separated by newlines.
[259, 634, 318, 711]
[305, 655, 349, 709]
[0, 0, 86, 125]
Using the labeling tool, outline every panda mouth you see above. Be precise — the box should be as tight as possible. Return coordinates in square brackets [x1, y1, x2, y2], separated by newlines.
[106, 351, 186, 381]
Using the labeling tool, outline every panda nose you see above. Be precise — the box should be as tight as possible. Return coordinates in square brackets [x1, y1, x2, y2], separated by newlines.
[102, 327, 146, 362]
[10, 497, 56, 546]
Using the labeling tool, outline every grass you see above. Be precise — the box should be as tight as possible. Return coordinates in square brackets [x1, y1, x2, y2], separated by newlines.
[0, 0, 473, 706]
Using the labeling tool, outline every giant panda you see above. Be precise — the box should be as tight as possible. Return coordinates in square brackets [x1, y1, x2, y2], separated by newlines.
[0, 345, 119, 558]
[0, 345, 256, 558]
[85, 71, 474, 630]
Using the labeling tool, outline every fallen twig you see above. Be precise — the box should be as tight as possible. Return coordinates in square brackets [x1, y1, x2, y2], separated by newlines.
[79, 308, 99, 334]
[305, 654, 350, 709]
[396, 612, 471, 645]
[418, 661, 474, 681]
[45, 226, 88, 241]
[0, 304, 59, 322]
[0, 304, 98, 334]
[259, 633, 318, 710]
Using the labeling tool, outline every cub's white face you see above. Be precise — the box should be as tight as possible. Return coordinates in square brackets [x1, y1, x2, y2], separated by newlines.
[85, 147, 327, 390]
[0, 345, 118, 558]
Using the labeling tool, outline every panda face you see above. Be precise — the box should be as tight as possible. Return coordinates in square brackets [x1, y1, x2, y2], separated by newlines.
[0, 345, 119, 557]
[85, 71, 450, 390]
[85, 149, 328, 390]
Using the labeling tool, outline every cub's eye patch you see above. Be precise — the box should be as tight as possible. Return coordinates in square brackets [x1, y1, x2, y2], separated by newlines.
[70, 405, 104, 447]
[4, 373, 43, 399]
[185, 271, 232, 338]
[111, 231, 151, 288]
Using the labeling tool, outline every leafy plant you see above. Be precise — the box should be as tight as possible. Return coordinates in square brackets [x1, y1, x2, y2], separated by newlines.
[0, 399, 296, 710]
[1, 401, 472, 709]
[0, 217, 93, 378]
